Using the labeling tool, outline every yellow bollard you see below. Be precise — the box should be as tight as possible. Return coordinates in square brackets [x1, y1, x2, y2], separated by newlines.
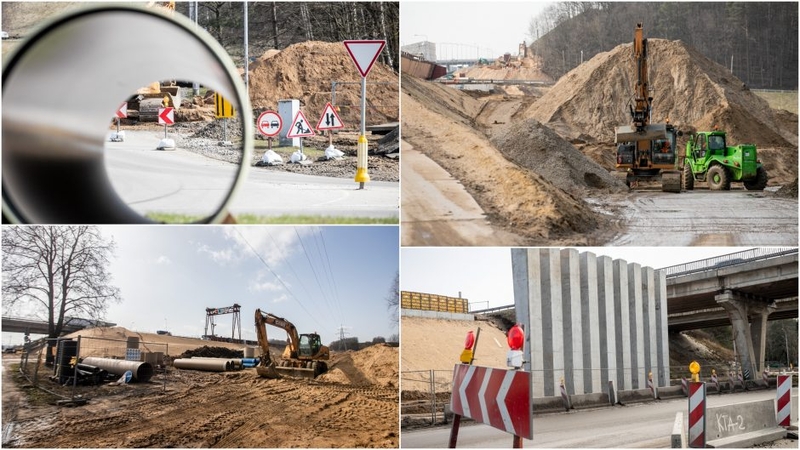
[354, 134, 369, 188]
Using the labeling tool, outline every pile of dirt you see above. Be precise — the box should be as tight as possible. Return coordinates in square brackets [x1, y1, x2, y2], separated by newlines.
[461, 55, 553, 82]
[775, 178, 799, 198]
[400, 315, 510, 391]
[247, 42, 399, 128]
[527, 38, 798, 150]
[402, 75, 616, 244]
[490, 118, 627, 193]
[177, 346, 244, 359]
[317, 343, 398, 388]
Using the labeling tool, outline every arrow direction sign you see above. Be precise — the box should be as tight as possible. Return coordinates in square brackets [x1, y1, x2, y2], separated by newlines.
[158, 107, 175, 125]
[116, 102, 128, 119]
[343, 40, 386, 78]
[451, 364, 532, 440]
[316, 102, 345, 131]
[286, 110, 315, 138]
[257, 110, 283, 137]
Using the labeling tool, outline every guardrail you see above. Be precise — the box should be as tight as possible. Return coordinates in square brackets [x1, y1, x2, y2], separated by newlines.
[661, 248, 797, 278]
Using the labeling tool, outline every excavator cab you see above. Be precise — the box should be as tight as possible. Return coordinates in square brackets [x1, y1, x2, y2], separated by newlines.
[298, 333, 322, 358]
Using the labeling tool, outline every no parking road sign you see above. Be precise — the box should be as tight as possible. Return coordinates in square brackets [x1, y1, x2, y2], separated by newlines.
[257, 110, 282, 137]
[450, 364, 532, 440]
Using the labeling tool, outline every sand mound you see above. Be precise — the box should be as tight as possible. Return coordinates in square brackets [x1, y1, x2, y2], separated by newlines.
[776, 178, 799, 198]
[400, 316, 510, 390]
[461, 56, 553, 82]
[317, 344, 398, 388]
[528, 39, 797, 149]
[402, 75, 612, 244]
[490, 118, 627, 193]
[247, 41, 399, 127]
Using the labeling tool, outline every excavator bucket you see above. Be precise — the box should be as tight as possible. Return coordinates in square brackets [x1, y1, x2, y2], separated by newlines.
[256, 362, 280, 379]
[274, 366, 318, 379]
[615, 124, 667, 143]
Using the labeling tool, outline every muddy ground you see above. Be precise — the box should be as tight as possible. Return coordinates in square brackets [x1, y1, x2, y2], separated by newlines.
[2, 334, 398, 448]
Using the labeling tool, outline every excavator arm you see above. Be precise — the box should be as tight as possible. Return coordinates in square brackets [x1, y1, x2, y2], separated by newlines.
[615, 23, 667, 143]
[254, 309, 279, 378]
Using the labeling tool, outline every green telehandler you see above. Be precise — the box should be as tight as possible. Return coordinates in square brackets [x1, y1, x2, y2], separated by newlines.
[681, 130, 768, 191]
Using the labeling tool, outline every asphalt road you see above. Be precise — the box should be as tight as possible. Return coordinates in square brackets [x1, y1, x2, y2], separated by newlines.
[105, 130, 399, 220]
[401, 388, 799, 448]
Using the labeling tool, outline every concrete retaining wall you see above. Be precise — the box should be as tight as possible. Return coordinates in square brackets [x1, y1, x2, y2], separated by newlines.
[512, 248, 670, 397]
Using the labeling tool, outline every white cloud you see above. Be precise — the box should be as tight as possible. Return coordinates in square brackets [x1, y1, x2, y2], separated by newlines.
[155, 255, 172, 265]
[249, 279, 284, 293]
[197, 243, 235, 264]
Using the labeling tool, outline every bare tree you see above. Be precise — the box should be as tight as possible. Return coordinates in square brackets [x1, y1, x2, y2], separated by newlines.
[2, 226, 121, 361]
[385, 270, 399, 325]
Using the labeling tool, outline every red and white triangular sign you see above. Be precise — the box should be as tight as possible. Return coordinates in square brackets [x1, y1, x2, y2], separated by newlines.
[116, 102, 128, 119]
[316, 102, 345, 131]
[343, 40, 386, 77]
[286, 110, 316, 138]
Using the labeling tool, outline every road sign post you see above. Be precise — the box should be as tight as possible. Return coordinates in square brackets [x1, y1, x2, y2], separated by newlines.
[286, 110, 315, 157]
[688, 381, 706, 448]
[215, 92, 235, 146]
[344, 39, 386, 189]
[110, 102, 128, 142]
[777, 374, 791, 427]
[157, 106, 176, 150]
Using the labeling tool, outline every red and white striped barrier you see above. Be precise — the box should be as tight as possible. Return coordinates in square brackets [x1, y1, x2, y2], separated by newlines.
[647, 372, 658, 399]
[560, 379, 572, 411]
[688, 382, 706, 448]
[762, 369, 769, 387]
[681, 377, 688, 397]
[777, 374, 791, 427]
[710, 373, 719, 394]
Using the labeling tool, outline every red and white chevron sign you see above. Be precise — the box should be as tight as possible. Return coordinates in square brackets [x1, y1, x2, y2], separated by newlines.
[450, 364, 532, 439]
[777, 375, 791, 427]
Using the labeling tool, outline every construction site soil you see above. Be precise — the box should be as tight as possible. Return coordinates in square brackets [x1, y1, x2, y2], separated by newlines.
[402, 38, 798, 245]
[3, 327, 398, 448]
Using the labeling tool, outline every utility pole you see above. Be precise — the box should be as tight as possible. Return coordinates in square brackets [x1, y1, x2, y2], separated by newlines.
[337, 325, 349, 350]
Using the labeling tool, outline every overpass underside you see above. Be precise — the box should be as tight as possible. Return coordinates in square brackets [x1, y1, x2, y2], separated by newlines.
[666, 252, 798, 380]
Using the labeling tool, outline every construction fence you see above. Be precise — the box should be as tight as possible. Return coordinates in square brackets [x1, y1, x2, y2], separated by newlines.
[401, 291, 469, 314]
[18, 335, 170, 402]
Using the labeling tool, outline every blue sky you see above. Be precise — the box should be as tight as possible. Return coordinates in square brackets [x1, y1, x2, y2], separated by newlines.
[3, 226, 399, 346]
[400, 247, 753, 310]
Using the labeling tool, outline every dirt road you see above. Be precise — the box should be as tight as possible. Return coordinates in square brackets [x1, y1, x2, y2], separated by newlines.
[401, 141, 523, 246]
[6, 365, 397, 448]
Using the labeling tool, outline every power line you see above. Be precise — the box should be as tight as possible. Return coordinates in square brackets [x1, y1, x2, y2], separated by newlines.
[294, 228, 340, 325]
[232, 228, 326, 332]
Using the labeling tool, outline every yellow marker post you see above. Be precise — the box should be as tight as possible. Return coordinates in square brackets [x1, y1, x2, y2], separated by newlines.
[355, 77, 369, 189]
[689, 360, 701, 382]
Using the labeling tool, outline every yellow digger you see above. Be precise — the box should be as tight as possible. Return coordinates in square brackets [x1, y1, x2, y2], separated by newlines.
[254, 309, 330, 379]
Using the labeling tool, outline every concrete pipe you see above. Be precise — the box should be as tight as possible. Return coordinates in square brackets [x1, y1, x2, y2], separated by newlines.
[173, 358, 231, 372]
[81, 357, 154, 382]
[2, 4, 252, 224]
[190, 357, 242, 370]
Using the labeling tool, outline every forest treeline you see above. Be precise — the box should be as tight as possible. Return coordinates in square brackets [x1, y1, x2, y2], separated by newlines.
[528, 2, 797, 90]
[175, 2, 399, 72]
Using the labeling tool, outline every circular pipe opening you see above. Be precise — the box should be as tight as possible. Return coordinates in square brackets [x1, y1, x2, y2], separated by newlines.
[2, 5, 252, 223]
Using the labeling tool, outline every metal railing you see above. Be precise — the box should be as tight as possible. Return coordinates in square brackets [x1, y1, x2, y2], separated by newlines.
[661, 248, 797, 278]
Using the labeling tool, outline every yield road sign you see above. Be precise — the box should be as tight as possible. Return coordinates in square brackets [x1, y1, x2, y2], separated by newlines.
[450, 364, 532, 439]
[316, 102, 344, 130]
[158, 107, 175, 125]
[343, 40, 386, 77]
[116, 102, 128, 119]
[257, 110, 283, 137]
[215, 92, 235, 118]
[286, 110, 315, 138]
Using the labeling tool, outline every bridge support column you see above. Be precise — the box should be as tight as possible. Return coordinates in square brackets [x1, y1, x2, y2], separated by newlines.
[716, 290, 776, 380]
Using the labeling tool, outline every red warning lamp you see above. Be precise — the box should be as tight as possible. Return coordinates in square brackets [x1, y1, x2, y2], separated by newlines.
[507, 324, 524, 351]
[464, 331, 475, 350]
